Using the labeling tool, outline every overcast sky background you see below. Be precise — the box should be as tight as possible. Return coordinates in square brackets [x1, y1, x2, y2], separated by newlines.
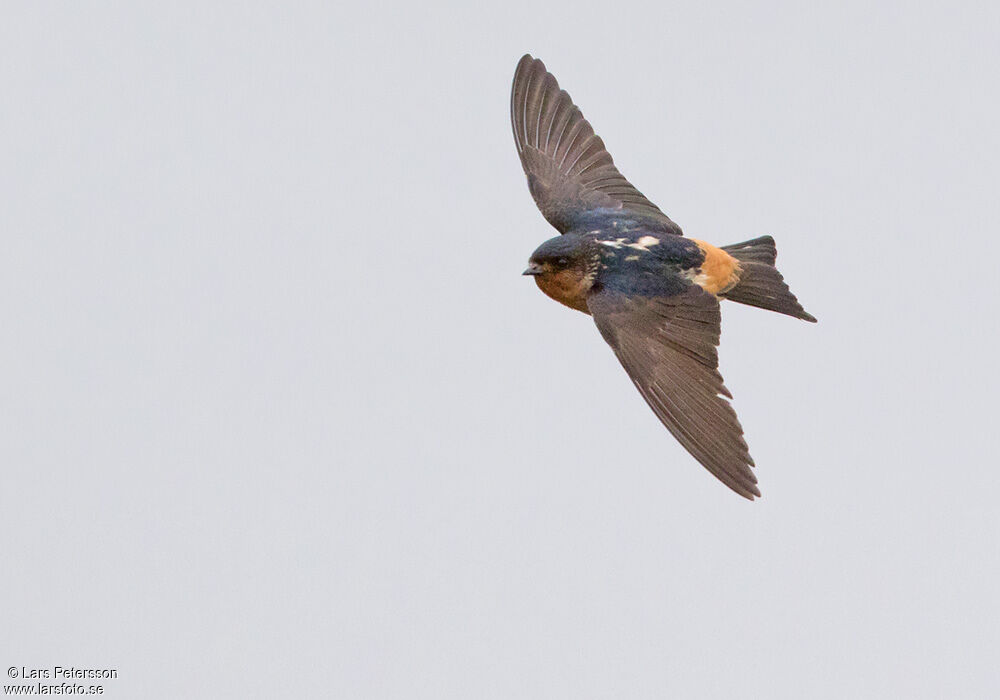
[2, 2, 999, 698]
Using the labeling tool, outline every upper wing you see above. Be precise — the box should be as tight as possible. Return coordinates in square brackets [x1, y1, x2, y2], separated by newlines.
[587, 286, 760, 499]
[511, 54, 681, 235]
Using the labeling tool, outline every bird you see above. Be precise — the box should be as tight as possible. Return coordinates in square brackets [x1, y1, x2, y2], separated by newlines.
[512, 54, 816, 500]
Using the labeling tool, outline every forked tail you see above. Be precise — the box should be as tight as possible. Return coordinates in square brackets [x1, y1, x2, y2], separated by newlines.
[721, 236, 817, 322]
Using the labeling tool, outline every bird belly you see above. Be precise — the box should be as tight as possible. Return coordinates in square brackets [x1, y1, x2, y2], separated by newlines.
[689, 239, 742, 294]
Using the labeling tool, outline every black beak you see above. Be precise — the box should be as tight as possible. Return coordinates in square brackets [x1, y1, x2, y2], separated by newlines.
[522, 262, 543, 276]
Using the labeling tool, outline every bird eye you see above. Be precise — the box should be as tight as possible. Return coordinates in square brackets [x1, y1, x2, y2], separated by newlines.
[557, 257, 569, 266]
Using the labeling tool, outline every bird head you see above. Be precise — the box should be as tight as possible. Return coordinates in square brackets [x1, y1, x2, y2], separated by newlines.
[522, 235, 597, 312]
[522, 235, 592, 276]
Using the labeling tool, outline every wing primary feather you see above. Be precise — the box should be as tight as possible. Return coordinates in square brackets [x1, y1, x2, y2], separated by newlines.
[511, 55, 533, 153]
[549, 102, 576, 160]
[543, 90, 568, 152]
[520, 72, 532, 150]
[644, 378, 758, 496]
[632, 380, 755, 497]
[556, 121, 585, 171]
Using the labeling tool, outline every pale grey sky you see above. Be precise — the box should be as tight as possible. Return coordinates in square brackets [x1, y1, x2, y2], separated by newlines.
[2, 2, 999, 698]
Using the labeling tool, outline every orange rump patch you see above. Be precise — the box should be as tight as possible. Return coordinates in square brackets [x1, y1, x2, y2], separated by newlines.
[691, 239, 742, 295]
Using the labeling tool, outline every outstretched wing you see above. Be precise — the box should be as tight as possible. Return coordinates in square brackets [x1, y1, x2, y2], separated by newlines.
[587, 286, 760, 499]
[511, 54, 681, 235]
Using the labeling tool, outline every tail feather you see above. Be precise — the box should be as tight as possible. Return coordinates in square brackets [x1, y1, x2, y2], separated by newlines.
[721, 235, 777, 265]
[721, 236, 816, 323]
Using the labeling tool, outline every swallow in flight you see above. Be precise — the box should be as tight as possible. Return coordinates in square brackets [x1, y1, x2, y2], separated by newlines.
[513, 55, 816, 499]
